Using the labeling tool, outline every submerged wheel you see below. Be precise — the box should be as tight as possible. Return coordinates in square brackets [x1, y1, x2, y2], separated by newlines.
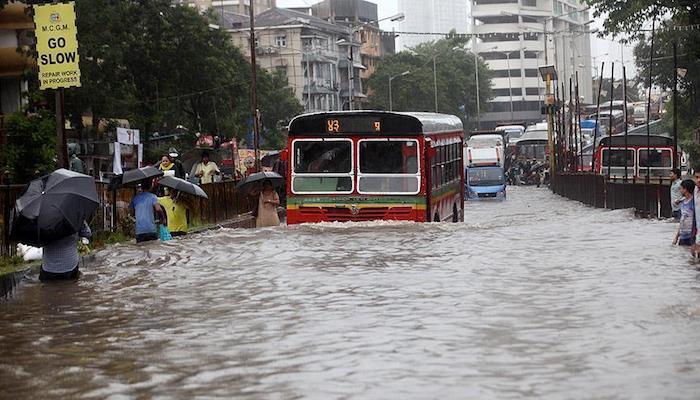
[433, 213, 440, 222]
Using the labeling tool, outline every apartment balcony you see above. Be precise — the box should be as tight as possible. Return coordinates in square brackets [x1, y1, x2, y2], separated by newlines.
[471, 4, 520, 18]
[0, 47, 35, 78]
[303, 79, 338, 95]
[478, 40, 544, 53]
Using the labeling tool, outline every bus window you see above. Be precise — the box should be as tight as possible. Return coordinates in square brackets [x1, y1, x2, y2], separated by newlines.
[358, 140, 420, 194]
[292, 139, 353, 193]
[602, 149, 635, 167]
[638, 149, 672, 168]
[638, 149, 672, 177]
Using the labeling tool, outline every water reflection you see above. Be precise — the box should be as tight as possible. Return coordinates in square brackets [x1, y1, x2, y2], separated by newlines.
[1, 187, 699, 399]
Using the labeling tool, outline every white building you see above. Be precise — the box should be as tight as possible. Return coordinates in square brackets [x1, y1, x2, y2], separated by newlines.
[472, 0, 593, 127]
[174, 0, 276, 14]
[396, 0, 469, 51]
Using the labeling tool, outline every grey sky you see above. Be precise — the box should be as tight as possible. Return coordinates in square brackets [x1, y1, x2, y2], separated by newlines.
[276, 0, 636, 79]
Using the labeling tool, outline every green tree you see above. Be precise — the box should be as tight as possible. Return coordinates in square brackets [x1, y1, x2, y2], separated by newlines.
[1, 110, 56, 183]
[367, 36, 493, 129]
[593, 77, 642, 104]
[53, 0, 299, 159]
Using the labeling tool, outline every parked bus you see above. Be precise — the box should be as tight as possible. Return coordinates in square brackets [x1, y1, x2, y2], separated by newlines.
[285, 111, 465, 224]
[594, 133, 675, 179]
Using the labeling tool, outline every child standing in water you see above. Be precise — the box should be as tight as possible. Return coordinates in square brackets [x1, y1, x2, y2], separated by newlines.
[674, 179, 696, 246]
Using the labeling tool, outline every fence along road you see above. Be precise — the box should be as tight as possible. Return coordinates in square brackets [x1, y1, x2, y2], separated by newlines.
[1, 180, 254, 257]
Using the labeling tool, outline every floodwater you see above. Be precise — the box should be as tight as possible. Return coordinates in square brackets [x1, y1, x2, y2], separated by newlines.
[1, 187, 700, 399]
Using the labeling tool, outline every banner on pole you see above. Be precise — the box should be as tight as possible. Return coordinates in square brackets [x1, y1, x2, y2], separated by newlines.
[116, 128, 140, 145]
[34, 2, 81, 90]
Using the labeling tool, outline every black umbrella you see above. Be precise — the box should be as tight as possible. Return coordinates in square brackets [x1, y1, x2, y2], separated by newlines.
[121, 166, 163, 185]
[158, 176, 208, 199]
[235, 171, 284, 196]
[10, 169, 99, 247]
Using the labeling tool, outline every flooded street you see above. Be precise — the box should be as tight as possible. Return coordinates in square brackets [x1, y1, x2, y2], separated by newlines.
[1, 187, 700, 399]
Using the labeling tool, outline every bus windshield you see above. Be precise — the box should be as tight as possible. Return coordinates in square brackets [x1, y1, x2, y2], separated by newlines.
[468, 167, 504, 187]
[639, 149, 672, 168]
[602, 149, 635, 167]
[292, 139, 353, 193]
[358, 140, 420, 194]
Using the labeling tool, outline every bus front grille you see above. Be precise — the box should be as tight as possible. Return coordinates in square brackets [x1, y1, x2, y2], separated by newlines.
[298, 206, 414, 222]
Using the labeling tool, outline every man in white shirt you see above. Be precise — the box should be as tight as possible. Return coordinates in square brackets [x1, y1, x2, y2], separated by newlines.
[693, 171, 700, 255]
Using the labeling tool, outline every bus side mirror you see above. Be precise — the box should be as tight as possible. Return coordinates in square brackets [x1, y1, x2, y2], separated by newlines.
[280, 149, 289, 162]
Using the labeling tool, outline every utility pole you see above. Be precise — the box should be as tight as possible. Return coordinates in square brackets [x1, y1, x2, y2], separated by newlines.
[673, 41, 678, 170]
[474, 50, 481, 129]
[249, 0, 260, 171]
[55, 88, 67, 169]
[433, 55, 438, 113]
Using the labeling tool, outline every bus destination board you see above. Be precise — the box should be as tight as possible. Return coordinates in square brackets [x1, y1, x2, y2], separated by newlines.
[326, 117, 381, 134]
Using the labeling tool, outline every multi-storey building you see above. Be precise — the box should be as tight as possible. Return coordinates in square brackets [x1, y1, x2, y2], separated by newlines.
[311, 0, 394, 104]
[396, 0, 469, 51]
[472, 0, 592, 127]
[228, 7, 363, 112]
[175, 0, 276, 15]
[0, 1, 33, 117]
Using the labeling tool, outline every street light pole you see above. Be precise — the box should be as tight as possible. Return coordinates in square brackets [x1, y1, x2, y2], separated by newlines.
[506, 51, 514, 122]
[389, 70, 410, 112]
[433, 55, 438, 112]
[474, 50, 481, 129]
[248, 0, 260, 171]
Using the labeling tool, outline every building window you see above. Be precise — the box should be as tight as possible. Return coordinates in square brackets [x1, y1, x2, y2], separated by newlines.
[525, 88, 541, 96]
[475, 0, 518, 4]
[522, 33, 540, 41]
[521, 0, 537, 7]
[492, 69, 522, 78]
[493, 88, 519, 97]
[524, 51, 539, 59]
[275, 35, 287, 47]
[524, 69, 539, 77]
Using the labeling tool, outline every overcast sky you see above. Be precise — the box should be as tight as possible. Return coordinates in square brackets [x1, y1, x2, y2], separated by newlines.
[276, 0, 636, 79]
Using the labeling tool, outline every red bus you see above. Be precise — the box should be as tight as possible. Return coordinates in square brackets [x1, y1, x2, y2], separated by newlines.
[285, 111, 465, 224]
[594, 133, 675, 179]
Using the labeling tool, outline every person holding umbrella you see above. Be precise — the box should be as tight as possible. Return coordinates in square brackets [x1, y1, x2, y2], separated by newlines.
[10, 169, 99, 281]
[129, 179, 166, 243]
[40, 221, 92, 281]
[256, 180, 281, 227]
[235, 171, 283, 228]
[157, 175, 209, 236]
[158, 188, 192, 237]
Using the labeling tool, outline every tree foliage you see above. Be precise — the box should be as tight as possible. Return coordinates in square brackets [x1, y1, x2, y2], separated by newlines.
[1, 110, 56, 182]
[593, 77, 642, 104]
[366, 36, 493, 129]
[586, 0, 699, 39]
[67, 0, 301, 154]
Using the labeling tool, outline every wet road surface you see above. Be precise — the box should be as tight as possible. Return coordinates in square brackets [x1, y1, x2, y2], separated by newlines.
[1, 187, 700, 399]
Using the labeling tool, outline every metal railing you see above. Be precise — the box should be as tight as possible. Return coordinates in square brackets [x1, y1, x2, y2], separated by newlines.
[551, 173, 671, 218]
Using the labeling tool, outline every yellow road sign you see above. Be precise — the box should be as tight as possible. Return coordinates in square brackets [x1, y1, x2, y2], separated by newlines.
[34, 2, 80, 90]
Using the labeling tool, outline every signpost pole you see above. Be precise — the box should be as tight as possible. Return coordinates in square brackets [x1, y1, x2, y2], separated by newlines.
[55, 88, 67, 168]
